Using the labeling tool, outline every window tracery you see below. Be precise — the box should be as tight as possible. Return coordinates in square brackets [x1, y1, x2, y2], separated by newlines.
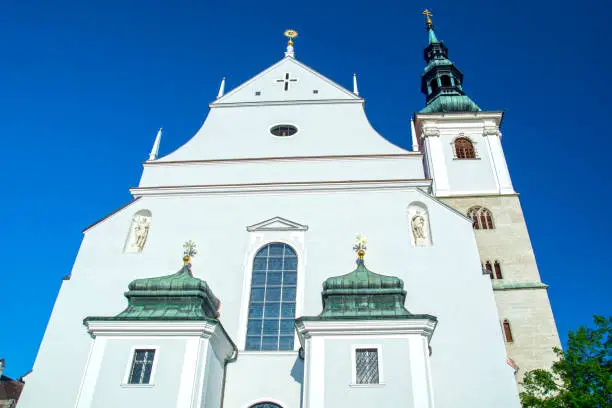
[467, 207, 494, 230]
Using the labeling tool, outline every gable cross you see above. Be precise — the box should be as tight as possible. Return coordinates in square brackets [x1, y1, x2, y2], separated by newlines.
[276, 73, 298, 91]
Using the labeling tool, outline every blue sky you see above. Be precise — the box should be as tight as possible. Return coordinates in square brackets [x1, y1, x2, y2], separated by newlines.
[0, 0, 610, 377]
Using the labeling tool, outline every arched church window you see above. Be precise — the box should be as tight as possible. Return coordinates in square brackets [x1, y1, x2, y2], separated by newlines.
[249, 403, 283, 408]
[454, 137, 476, 159]
[246, 243, 297, 351]
[494, 261, 503, 279]
[440, 75, 452, 87]
[467, 207, 494, 230]
[503, 319, 514, 342]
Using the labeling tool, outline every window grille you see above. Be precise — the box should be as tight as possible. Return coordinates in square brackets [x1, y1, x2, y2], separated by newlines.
[467, 207, 495, 230]
[128, 349, 155, 384]
[454, 137, 476, 159]
[355, 348, 380, 384]
[246, 243, 297, 351]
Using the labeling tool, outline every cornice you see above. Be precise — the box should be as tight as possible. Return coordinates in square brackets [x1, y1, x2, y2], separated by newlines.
[414, 110, 504, 122]
[210, 99, 364, 108]
[84, 320, 219, 337]
[146, 153, 422, 167]
[492, 282, 549, 291]
[295, 317, 438, 344]
[435, 192, 519, 199]
[130, 179, 433, 197]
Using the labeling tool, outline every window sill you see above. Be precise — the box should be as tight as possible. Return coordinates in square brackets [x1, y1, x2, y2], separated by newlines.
[349, 383, 386, 388]
[239, 351, 298, 356]
[452, 157, 481, 160]
[120, 384, 155, 388]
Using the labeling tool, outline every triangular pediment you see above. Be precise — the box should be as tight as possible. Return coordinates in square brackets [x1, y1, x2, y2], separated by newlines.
[246, 216, 309, 232]
[212, 57, 361, 105]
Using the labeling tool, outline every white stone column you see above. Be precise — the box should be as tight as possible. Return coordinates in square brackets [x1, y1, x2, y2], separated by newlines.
[423, 127, 450, 196]
[484, 127, 514, 194]
[408, 335, 435, 408]
[303, 336, 325, 408]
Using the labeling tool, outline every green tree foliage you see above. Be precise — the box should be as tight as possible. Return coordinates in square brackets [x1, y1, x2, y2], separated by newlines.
[520, 315, 611, 408]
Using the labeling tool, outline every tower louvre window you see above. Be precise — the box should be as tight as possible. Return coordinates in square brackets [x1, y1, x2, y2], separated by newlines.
[440, 75, 452, 87]
[430, 78, 439, 94]
[503, 320, 514, 342]
[467, 207, 494, 230]
[454, 137, 476, 159]
[245, 243, 297, 351]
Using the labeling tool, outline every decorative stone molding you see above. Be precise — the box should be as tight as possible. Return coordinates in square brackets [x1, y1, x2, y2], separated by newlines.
[483, 126, 501, 137]
[246, 216, 308, 232]
[422, 127, 440, 137]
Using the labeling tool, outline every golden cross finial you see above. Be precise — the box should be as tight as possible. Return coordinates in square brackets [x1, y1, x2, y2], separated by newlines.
[422, 9, 433, 28]
[353, 234, 368, 260]
[284, 29, 298, 46]
[182, 240, 197, 265]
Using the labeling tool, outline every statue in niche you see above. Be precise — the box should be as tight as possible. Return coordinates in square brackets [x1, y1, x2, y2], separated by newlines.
[125, 213, 151, 253]
[411, 214, 428, 245]
[412, 215, 426, 239]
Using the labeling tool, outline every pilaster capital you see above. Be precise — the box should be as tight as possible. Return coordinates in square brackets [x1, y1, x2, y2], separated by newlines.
[422, 127, 440, 138]
[483, 125, 501, 137]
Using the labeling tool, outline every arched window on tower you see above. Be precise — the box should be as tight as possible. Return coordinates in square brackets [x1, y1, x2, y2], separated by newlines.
[440, 75, 452, 87]
[494, 261, 503, 279]
[430, 78, 439, 94]
[484, 261, 493, 279]
[502, 319, 514, 342]
[454, 137, 476, 159]
[467, 207, 495, 230]
[246, 243, 297, 351]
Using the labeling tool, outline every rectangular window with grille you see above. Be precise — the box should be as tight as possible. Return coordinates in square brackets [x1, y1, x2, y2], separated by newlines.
[128, 349, 155, 384]
[355, 348, 380, 384]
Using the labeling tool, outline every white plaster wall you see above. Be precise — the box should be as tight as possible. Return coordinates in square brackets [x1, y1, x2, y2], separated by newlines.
[224, 354, 303, 408]
[324, 338, 414, 408]
[90, 338, 185, 408]
[156, 102, 409, 163]
[139, 155, 424, 189]
[18, 187, 519, 408]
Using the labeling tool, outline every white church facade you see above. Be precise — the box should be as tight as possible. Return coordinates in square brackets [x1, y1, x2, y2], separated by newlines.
[17, 17, 560, 408]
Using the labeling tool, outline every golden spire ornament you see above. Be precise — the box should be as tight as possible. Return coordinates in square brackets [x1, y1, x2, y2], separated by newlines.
[353, 233, 368, 261]
[284, 29, 298, 46]
[422, 9, 434, 29]
[284, 29, 298, 58]
[182, 240, 198, 266]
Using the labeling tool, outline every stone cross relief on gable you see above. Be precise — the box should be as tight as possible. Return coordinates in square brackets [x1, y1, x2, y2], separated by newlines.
[276, 73, 298, 91]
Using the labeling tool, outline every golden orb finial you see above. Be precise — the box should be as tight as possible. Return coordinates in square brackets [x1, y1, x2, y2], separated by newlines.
[284, 29, 298, 46]
[422, 9, 434, 28]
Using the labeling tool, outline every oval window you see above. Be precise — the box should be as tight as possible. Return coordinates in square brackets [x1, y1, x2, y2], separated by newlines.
[270, 125, 297, 137]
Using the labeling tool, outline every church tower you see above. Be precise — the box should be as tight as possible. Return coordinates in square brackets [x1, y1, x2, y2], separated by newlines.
[413, 10, 561, 382]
